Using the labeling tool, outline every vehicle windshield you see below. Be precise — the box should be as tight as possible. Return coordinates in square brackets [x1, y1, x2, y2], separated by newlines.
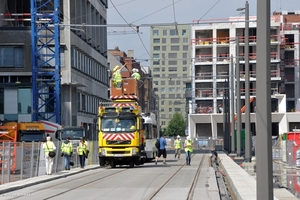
[20, 132, 45, 142]
[60, 129, 84, 140]
[101, 117, 136, 132]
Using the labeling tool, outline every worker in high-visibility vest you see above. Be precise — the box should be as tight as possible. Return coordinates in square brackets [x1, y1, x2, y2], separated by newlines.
[131, 68, 141, 80]
[174, 135, 181, 159]
[112, 64, 126, 88]
[42, 136, 56, 175]
[77, 137, 87, 168]
[61, 136, 73, 170]
[184, 136, 193, 166]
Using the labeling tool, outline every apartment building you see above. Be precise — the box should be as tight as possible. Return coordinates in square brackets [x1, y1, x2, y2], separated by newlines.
[0, 0, 109, 139]
[188, 12, 300, 139]
[150, 25, 191, 130]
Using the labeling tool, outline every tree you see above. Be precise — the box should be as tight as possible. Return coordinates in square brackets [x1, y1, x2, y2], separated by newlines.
[165, 112, 186, 137]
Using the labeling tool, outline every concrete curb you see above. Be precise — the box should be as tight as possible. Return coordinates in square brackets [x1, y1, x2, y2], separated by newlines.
[0, 165, 100, 194]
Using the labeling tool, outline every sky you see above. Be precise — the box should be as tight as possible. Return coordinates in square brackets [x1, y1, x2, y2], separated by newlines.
[107, 0, 300, 66]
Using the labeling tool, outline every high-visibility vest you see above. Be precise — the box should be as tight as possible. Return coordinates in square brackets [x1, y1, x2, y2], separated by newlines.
[78, 142, 87, 155]
[184, 140, 193, 153]
[44, 141, 54, 154]
[61, 142, 73, 155]
[132, 72, 141, 80]
[174, 139, 181, 149]
[113, 70, 122, 82]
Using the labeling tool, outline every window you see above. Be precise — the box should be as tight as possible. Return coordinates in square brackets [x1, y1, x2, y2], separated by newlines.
[183, 38, 188, 43]
[153, 60, 160, 65]
[161, 121, 166, 125]
[183, 60, 187, 65]
[161, 100, 164, 105]
[153, 39, 160, 43]
[153, 46, 160, 51]
[168, 53, 177, 58]
[163, 30, 167, 36]
[175, 108, 181, 112]
[162, 67, 165, 72]
[153, 30, 159, 36]
[77, 92, 81, 111]
[168, 60, 177, 65]
[162, 46, 166, 51]
[183, 45, 189, 51]
[171, 46, 180, 51]
[18, 88, 31, 114]
[169, 108, 172, 112]
[183, 53, 187, 58]
[169, 67, 177, 72]
[170, 29, 178, 36]
[183, 67, 187, 71]
[182, 29, 187, 36]
[82, 94, 86, 111]
[0, 46, 23, 67]
[161, 87, 165, 92]
[161, 81, 165, 85]
[162, 38, 166, 44]
[153, 67, 160, 72]
[153, 54, 160, 59]
[154, 81, 159, 85]
[171, 38, 179, 43]
[169, 87, 175, 92]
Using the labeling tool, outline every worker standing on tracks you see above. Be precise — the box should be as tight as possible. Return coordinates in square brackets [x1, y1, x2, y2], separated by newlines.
[112, 64, 126, 88]
[61, 136, 73, 170]
[184, 136, 193, 166]
[155, 135, 167, 165]
[42, 136, 56, 175]
[174, 135, 181, 159]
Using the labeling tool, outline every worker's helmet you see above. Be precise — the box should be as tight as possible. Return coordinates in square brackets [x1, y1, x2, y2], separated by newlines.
[177, 135, 180, 138]
[132, 68, 138, 72]
[186, 136, 191, 140]
[113, 65, 120, 71]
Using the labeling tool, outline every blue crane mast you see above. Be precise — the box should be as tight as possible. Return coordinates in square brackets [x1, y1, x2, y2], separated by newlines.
[30, 0, 61, 124]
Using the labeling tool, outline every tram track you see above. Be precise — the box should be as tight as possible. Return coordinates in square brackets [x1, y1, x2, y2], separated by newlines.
[6, 167, 129, 200]
[146, 151, 207, 200]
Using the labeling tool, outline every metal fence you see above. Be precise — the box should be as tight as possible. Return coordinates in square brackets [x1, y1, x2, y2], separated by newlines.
[0, 141, 99, 185]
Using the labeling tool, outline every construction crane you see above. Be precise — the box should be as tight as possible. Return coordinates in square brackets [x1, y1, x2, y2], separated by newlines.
[30, 0, 61, 124]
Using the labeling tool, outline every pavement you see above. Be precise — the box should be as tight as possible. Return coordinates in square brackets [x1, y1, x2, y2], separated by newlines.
[0, 165, 100, 194]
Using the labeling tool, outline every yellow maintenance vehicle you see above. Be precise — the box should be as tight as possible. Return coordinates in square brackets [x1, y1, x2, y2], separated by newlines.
[97, 77, 146, 168]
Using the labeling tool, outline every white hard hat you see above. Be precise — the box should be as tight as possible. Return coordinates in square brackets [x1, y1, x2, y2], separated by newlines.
[186, 136, 191, 140]
[132, 68, 138, 72]
[177, 135, 180, 138]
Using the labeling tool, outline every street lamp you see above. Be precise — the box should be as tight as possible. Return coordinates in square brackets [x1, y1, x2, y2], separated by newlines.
[237, 1, 251, 162]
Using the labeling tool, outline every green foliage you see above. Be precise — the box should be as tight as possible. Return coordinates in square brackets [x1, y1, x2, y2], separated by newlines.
[165, 112, 186, 137]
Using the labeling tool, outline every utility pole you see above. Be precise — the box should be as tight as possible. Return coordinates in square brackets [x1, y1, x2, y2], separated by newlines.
[256, 0, 273, 199]
[236, 36, 241, 157]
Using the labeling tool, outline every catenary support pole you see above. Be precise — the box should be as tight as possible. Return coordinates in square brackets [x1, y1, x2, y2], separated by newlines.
[236, 36, 241, 157]
[231, 55, 235, 153]
[245, 1, 251, 162]
[256, 0, 273, 199]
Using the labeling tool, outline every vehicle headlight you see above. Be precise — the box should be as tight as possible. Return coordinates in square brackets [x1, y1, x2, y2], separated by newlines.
[132, 149, 136, 155]
[101, 149, 106, 156]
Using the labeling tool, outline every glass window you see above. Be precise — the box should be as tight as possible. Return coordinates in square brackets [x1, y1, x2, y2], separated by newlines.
[18, 88, 31, 114]
[168, 53, 177, 58]
[77, 92, 81, 111]
[82, 94, 86, 111]
[162, 38, 166, 44]
[168, 60, 177, 65]
[162, 46, 166, 51]
[163, 30, 167, 36]
[182, 30, 187, 36]
[161, 100, 164, 105]
[171, 46, 179, 51]
[183, 45, 189, 51]
[183, 38, 188, 43]
[161, 87, 165, 92]
[171, 38, 179, 43]
[0, 46, 23, 67]
[153, 54, 160, 59]
[170, 29, 178, 36]
[4, 114, 18, 122]
[175, 108, 181, 112]
[153, 39, 160, 43]
[0, 88, 3, 114]
[169, 108, 172, 112]
[153, 46, 160, 51]
[153, 30, 159, 36]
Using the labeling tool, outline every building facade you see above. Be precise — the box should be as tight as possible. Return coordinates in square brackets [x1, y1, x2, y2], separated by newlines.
[188, 12, 300, 139]
[150, 25, 191, 130]
[0, 0, 109, 140]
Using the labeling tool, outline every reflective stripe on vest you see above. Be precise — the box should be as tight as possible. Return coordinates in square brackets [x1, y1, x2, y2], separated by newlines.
[61, 142, 73, 155]
[184, 140, 193, 153]
[78, 143, 87, 155]
[175, 139, 181, 149]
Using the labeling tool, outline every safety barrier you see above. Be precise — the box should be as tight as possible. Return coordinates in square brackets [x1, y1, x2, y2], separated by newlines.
[0, 141, 99, 185]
